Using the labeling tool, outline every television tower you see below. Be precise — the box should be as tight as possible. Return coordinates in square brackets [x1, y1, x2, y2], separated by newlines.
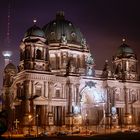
[2, 51, 12, 67]
[2, 0, 12, 67]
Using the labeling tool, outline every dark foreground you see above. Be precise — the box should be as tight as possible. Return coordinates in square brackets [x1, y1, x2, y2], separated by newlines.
[1, 132, 140, 140]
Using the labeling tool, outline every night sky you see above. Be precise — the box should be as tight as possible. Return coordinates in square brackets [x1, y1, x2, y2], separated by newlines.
[0, 0, 140, 86]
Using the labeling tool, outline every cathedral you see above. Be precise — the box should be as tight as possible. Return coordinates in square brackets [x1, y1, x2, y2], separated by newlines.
[1, 11, 140, 132]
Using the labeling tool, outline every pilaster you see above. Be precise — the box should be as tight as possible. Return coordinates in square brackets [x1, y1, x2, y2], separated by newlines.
[124, 86, 132, 125]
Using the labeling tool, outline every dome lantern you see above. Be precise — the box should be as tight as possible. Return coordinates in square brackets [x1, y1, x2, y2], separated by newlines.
[56, 11, 65, 20]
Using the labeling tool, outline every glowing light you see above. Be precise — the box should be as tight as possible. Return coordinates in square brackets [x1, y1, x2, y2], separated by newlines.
[81, 87, 105, 104]
[74, 106, 80, 114]
[122, 38, 126, 42]
[78, 115, 82, 119]
[2, 51, 12, 57]
[105, 59, 108, 63]
[28, 115, 32, 119]
[33, 19, 37, 24]
[128, 115, 132, 119]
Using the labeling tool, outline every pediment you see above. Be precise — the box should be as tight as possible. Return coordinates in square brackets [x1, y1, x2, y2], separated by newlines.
[34, 96, 47, 101]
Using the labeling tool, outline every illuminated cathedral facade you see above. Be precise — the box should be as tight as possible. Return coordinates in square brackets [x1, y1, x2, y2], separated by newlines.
[2, 12, 140, 132]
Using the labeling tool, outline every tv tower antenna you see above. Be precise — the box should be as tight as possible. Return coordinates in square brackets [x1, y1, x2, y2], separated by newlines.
[7, 0, 11, 46]
[2, 0, 12, 67]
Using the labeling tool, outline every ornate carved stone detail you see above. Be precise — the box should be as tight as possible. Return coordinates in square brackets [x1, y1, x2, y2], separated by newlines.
[61, 34, 67, 45]
[85, 81, 96, 88]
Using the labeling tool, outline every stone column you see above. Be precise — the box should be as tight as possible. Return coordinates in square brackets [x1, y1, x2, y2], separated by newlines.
[23, 80, 30, 125]
[105, 85, 111, 127]
[125, 87, 129, 114]
[56, 53, 59, 69]
[30, 80, 34, 115]
[41, 105, 46, 126]
[67, 83, 72, 114]
[48, 82, 53, 112]
[76, 84, 80, 106]
[28, 80, 32, 97]
[124, 86, 131, 125]
[60, 52, 62, 69]
[76, 55, 80, 71]
[62, 83, 65, 98]
[62, 106, 65, 125]
[44, 81, 48, 98]
[24, 80, 30, 111]
[65, 80, 73, 127]
[80, 55, 84, 68]
[112, 87, 117, 107]
[45, 105, 48, 125]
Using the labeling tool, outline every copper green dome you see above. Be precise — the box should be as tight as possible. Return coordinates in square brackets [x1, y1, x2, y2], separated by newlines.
[4, 63, 17, 72]
[24, 25, 45, 38]
[42, 11, 86, 46]
[116, 43, 135, 57]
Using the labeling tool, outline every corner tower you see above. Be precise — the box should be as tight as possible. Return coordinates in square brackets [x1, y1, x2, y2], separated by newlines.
[18, 21, 49, 72]
[113, 39, 138, 81]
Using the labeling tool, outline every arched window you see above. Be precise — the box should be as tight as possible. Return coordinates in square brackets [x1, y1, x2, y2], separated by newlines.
[17, 84, 24, 99]
[115, 64, 121, 74]
[36, 49, 42, 59]
[25, 47, 30, 59]
[35, 83, 42, 96]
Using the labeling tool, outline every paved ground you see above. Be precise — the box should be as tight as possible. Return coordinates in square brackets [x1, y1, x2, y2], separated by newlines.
[1, 132, 140, 140]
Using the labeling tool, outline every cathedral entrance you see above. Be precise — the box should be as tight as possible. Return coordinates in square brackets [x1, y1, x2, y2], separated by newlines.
[80, 86, 105, 126]
[82, 105, 104, 126]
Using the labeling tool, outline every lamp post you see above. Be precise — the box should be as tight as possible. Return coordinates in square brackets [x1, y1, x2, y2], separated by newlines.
[128, 115, 132, 130]
[36, 114, 39, 137]
[28, 115, 32, 136]
[28, 114, 39, 137]
[85, 114, 88, 135]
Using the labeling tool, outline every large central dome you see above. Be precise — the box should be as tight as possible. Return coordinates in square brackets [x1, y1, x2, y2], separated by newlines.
[43, 11, 86, 46]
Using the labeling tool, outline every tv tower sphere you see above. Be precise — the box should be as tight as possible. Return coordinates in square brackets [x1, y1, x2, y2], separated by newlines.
[2, 51, 12, 67]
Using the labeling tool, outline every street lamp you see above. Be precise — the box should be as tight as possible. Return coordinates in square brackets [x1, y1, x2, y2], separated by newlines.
[85, 114, 88, 135]
[28, 115, 32, 136]
[128, 115, 132, 119]
[128, 115, 132, 129]
[28, 114, 39, 137]
[36, 114, 39, 137]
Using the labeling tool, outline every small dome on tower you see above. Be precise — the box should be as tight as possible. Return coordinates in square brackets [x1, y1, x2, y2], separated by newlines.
[4, 63, 16, 72]
[116, 40, 135, 58]
[117, 43, 134, 55]
[24, 25, 45, 38]
[3, 63, 17, 86]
